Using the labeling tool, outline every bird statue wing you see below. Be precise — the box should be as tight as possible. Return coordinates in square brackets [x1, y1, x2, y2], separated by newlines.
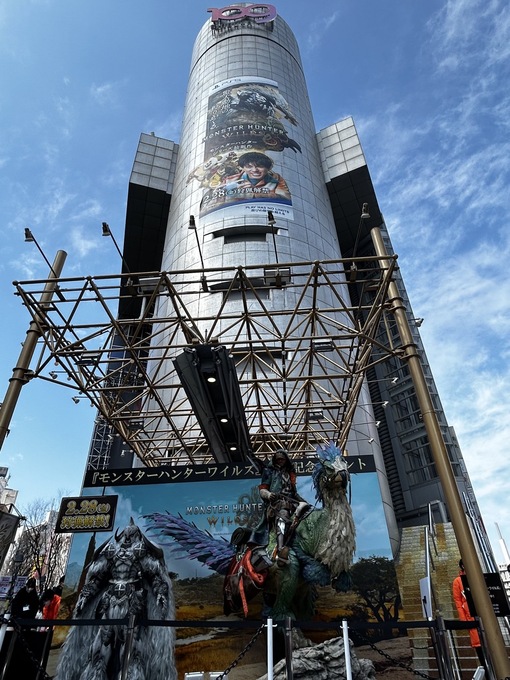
[144, 511, 236, 575]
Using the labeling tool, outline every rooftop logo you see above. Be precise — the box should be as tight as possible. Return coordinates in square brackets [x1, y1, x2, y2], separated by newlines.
[208, 4, 277, 24]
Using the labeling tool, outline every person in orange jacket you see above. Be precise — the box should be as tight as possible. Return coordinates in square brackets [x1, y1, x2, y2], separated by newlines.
[40, 588, 61, 621]
[452, 559, 485, 668]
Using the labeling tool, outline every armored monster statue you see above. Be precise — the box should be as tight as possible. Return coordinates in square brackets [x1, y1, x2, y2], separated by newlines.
[55, 519, 176, 680]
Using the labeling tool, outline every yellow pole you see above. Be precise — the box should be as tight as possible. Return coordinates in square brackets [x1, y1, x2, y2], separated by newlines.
[0, 250, 67, 451]
[370, 224, 510, 679]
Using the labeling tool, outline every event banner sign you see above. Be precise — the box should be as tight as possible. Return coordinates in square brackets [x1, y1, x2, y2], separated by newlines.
[0, 509, 20, 571]
[61, 462, 392, 677]
[54, 495, 118, 533]
[68, 465, 390, 585]
[83, 456, 375, 489]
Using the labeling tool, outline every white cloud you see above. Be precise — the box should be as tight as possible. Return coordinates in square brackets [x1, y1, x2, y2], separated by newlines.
[144, 112, 183, 143]
[428, 0, 510, 92]
[39, 140, 60, 168]
[90, 81, 125, 107]
[14, 251, 44, 279]
[54, 95, 74, 138]
[306, 11, 340, 52]
[69, 225, 99, 258]
[6, 452, 24, 464]
[70, 199, 102, 222]
[41, 184, 77, 225]
[99, 156, 131, 188]
[396, 229, 510, 559]
[351, 0, 510, 556]
[487, 4, 510, 65]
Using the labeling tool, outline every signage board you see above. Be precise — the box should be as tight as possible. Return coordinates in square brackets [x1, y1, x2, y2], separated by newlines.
[0, 575, 27, 599]
[462, 572, 510, 617]
[55, 495, 118, 533]
[83, 456, 376, 489]
[208, 4, 277, 24]
[0, 509, 21, 571]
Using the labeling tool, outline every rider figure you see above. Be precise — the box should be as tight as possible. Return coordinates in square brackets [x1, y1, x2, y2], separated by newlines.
[257, 449, 310, 564]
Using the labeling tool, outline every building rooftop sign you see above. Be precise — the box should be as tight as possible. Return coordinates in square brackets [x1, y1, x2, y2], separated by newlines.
[208, 4, 277, 27]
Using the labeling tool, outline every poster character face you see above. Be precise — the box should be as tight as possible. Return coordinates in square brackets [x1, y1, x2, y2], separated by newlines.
[187, 152, 239, 188]
[238, 152, 272, 180]
[199, 151, 292, 216]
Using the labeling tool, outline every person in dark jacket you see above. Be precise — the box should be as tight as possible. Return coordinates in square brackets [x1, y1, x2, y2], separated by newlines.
[11, 577, 39, 619]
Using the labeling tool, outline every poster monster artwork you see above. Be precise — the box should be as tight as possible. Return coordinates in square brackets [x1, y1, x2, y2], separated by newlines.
[188, 77, 301, 220]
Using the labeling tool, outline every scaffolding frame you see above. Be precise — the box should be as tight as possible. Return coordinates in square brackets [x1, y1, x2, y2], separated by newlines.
[12, 255, 401, 468]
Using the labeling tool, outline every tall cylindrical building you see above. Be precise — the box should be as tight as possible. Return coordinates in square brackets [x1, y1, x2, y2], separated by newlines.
[162, 6, 341, 274]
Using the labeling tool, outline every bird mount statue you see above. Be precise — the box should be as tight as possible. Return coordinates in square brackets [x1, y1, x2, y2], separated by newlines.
[145, 442, 356, 621]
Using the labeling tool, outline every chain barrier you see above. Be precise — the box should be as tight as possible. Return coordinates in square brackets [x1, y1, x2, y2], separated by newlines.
[212, 622, 267, 679]
[7, 618, 53, 680]
[351, 628, 434, 680]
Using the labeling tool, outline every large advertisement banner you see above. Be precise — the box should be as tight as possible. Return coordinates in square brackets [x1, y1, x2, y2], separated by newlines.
[72, 467, 390, 579]
[188, 77, 301, 221]
[60, 460, 393, 676]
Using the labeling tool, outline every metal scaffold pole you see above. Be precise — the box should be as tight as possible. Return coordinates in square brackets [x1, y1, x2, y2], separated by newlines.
[0, 250, 67, 452]
[370, 223, 510, 680]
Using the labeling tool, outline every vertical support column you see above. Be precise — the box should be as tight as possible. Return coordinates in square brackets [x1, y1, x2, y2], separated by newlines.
[267, 617, 274, 680]
[284, 616, 293, 680]
[370, 224, 510, 680]
[120, 613, 137, 680]
[0, 250, 67, 450]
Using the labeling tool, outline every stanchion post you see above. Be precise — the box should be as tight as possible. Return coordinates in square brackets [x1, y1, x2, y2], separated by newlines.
[342, 619, 353, 680]
[435, 616, 456, 680]
[0, 625, 18, 680]
[35, 628, 53, 680]
[120, 614, 137, 680]
[267, 617, 274, 680]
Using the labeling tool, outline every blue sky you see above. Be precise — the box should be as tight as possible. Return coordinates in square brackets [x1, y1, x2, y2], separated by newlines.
[1, 0, 509, 562]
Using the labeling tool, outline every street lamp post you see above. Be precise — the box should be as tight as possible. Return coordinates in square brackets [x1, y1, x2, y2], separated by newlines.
[369, 217, 510, 679]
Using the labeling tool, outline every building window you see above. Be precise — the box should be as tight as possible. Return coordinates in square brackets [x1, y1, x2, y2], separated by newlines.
[403, 436, 437, 485]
